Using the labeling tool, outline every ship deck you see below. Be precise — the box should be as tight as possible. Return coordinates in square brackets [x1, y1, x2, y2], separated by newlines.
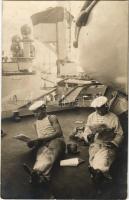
[1, 108, 127, 199]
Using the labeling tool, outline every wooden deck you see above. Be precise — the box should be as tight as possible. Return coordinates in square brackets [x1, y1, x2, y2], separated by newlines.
[1, 108, 127, 199]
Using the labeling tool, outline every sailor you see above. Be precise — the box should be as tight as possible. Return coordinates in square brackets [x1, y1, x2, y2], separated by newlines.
[24, 100, 66, 184]
[82, 96, 123, 182]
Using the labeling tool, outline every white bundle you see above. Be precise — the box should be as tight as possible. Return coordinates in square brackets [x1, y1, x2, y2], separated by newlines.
[60, 158, 85, 167]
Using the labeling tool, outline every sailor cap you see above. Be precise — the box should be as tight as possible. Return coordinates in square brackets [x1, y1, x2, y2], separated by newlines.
[29, 100, 46, 111]
[91, 96, 108, 108]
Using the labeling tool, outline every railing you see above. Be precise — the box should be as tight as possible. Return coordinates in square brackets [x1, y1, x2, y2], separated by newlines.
[2, 71, 36, 76]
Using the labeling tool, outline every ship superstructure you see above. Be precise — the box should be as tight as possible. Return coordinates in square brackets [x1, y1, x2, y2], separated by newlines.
[1, 1, 128, 199]
[2, 24, 55, 119]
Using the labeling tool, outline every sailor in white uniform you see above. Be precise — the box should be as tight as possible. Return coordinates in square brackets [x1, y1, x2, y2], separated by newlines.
[82, 96, 123, 181]
[24, 101, 66, 184]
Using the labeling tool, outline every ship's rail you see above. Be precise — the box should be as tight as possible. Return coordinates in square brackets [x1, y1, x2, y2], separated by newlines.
[2, 71, 36, 76]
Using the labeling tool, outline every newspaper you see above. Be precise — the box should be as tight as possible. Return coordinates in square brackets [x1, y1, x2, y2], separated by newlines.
[13, 133, 31, 143]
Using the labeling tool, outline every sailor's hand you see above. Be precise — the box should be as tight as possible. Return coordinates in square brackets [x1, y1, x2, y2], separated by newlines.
[78, 137, 89, 146]
[105, 141, 118, 149]
[27, 139, 38, 148]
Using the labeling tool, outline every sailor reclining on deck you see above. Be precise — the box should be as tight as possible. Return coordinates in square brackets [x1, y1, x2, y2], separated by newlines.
[24, 101, 66, 184]
[81, 96, 123, 181]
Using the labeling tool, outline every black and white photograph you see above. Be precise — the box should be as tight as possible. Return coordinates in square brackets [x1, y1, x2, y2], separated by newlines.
[1, 0, 128, 199]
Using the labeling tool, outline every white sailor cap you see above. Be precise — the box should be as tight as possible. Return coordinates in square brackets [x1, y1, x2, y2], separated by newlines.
[91, 96, 108, 108]
[29, 100, 46, 111]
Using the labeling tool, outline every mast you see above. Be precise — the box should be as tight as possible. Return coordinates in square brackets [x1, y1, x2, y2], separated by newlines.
[68, 1, 71, 59]
[56, 22, 60, 76]
[56, 1, 67, 77]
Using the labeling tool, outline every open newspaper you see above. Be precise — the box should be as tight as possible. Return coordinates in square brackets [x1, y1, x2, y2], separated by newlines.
[13, 133, 31, 143]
